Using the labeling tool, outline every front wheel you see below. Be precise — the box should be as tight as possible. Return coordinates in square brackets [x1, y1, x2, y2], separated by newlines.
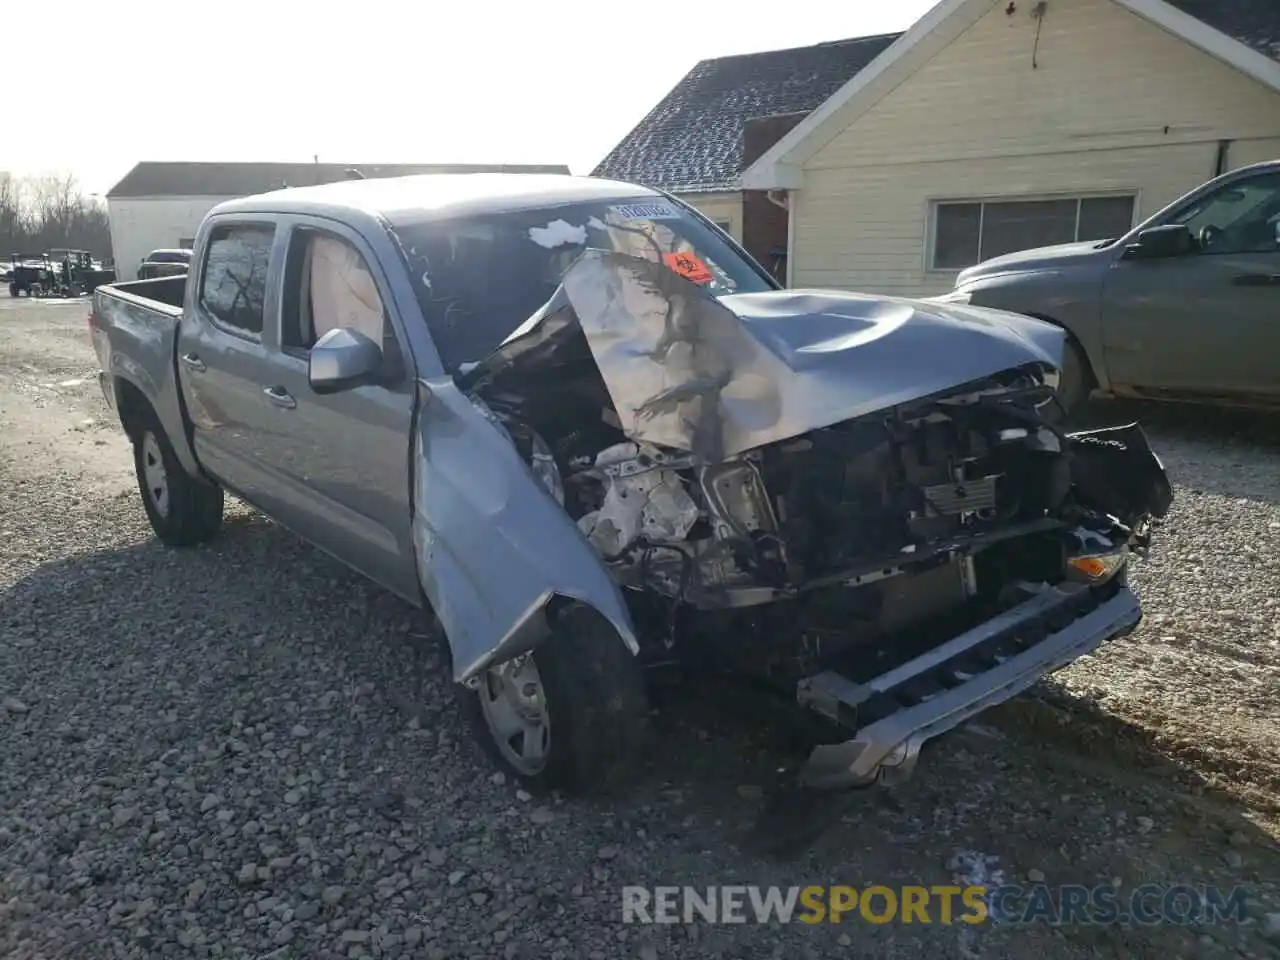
[7, 283, 18, 297]
[1054, 339, 1093, 418]
[132, 410, 224, 546]
[458, 603, 648, 794]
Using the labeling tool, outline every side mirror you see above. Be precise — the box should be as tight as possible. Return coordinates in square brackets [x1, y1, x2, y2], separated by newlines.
[1121, 223, 1194, 260]
[308, 327, 383, 395]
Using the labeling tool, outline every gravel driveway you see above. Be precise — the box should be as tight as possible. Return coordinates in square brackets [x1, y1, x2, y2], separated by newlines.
[2, 299, 1277, 960]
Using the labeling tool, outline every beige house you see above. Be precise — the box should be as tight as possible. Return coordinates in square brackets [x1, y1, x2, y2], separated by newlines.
[743, 0, 1280, 296]
[592, 35, 900, 279]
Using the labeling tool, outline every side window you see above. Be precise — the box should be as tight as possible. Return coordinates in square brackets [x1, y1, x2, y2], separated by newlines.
[282, 230, 388, 353]
[199, 224, 274, 335]
[1169, 173, 1280, 255]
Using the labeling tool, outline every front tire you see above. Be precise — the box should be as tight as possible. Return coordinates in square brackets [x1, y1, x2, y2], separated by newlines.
[132, 409, 224, 546]
[458, 603, 648, 794]
[1055, 338, 1093, 417]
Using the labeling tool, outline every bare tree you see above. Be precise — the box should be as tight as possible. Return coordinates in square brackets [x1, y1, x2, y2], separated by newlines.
[1, 172, 111, 262]
[0, 175, 31, 254]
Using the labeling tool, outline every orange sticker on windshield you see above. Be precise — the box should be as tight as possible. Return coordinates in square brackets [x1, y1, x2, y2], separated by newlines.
[663, 251, 713, 285]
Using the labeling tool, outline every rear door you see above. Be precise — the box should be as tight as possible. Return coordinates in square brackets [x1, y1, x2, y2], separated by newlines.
[177, 220, 288, 507]
[1100, 171, 1280, 397]
[248, 218, 420, 602]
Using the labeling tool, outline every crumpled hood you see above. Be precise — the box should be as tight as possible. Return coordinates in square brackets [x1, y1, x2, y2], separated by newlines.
[476, 249, 1066, 462]
[956, 239, 1108, 285]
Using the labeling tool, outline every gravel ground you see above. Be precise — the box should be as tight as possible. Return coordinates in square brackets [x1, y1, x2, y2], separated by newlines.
[2, 299, 1278, 960]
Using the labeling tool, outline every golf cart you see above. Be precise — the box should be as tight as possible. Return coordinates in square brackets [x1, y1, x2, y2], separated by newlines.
[48, 249, 117, 296]
[8, 254, 57, 297]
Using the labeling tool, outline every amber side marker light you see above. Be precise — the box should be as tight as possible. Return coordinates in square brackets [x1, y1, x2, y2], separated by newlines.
[1067, 551, 1127, 581]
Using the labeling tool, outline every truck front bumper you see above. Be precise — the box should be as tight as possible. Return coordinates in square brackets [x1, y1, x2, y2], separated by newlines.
[796, 578, 1141, 789]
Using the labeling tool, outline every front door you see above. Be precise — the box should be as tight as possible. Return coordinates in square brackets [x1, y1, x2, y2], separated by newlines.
[1101, 171, 1280, 398]
[252, 221, 420, 603]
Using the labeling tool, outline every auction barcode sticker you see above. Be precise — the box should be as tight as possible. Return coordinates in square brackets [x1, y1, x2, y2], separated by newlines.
[609, 201, 682, 221]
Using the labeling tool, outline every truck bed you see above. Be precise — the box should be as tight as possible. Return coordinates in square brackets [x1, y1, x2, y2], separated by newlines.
[90, 275, 202, 478]
[101, 275, 187, 312]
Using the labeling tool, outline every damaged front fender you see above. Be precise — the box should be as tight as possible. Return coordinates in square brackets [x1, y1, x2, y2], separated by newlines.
[1067, 421, 1174, 530]
[411, 381, 638, 682]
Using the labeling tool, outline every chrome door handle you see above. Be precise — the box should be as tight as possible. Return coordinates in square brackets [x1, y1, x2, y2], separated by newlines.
[263, 386, 296, 410]
[180, 353, 206, 372]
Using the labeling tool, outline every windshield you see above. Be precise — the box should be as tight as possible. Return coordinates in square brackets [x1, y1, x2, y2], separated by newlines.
[392, 196, 774, 372]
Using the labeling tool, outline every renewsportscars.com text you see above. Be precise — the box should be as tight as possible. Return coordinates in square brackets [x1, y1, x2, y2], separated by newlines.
[621, 884, 1250, 927]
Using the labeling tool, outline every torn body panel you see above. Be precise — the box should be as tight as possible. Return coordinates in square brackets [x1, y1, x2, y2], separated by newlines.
[411, 380, 637, 682]
[548, 249, 1068, 462]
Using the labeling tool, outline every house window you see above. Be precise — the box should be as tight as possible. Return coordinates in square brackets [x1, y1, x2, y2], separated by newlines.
[712, 219, 733, 236]
[931, 195, 1136, 269]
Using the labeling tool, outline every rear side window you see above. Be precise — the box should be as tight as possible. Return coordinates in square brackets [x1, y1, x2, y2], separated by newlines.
[199, 225, 275, 335]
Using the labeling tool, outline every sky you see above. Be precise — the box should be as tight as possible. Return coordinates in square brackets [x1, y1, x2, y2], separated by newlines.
[7, 0, 936, 197]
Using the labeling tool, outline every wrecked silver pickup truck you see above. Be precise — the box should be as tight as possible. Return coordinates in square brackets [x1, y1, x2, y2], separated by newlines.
[90, 174, 1172, 795]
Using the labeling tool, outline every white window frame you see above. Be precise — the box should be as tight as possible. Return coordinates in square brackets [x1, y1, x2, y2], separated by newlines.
[925, 192, 1139, 272]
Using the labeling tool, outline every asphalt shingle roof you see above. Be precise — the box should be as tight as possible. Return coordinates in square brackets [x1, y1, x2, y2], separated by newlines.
[106, 161, 571, 199]
[592, 34, 901, 193]
[1167, 0, 1280, 62]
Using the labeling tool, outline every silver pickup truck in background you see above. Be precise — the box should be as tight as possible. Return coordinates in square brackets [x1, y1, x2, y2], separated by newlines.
[91, 174, 1173, 799]
[939, 160, 1280, 412]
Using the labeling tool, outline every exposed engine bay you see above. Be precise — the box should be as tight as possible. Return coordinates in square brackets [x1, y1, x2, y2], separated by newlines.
[560, 367, 1074, 607]
[480, 358, 1162, 638]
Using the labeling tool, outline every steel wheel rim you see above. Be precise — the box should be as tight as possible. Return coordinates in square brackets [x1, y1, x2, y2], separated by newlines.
[141, 432, 170, 518]
[477, 654, 551, 775]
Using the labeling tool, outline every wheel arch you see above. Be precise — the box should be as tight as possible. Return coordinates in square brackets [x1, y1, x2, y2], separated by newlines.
[1023, 311, 1104, 392]
[113, 375, 153, 442]
[453, 590, 640, 686]
[107, 360, 204, 480]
